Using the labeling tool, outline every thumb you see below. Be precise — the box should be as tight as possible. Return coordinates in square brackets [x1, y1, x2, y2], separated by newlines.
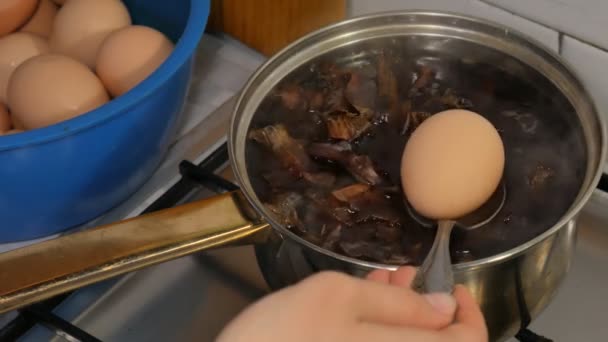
[354, 278, 457, 330]
[422, 292, 458, 316]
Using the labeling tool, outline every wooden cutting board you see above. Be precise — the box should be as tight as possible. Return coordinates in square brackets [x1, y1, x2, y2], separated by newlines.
[208, 0, 347, 56]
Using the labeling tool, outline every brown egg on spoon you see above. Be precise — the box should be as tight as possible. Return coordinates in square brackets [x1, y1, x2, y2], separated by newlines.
[0, 0, 39, 37]
[400, 109, 505, 293]
[401, 109, 505, 220]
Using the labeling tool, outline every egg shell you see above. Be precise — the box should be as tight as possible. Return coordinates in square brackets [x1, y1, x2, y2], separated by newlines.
[400, 109, 505, 220]
[96, 25, 174, 97]
[0, 0, 38, 37]
[7, 54, 110, 129]
[12, 114, 25, 129]
[20, 0, 58, 38]
[0, 32, 50, 103]
[2, 128, 24, 135]
[0, 102, 11, 132]
[50, 0, 131, 68]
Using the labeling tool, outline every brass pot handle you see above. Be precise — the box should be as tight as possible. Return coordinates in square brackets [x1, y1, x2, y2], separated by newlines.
[0, 191, 270, 314]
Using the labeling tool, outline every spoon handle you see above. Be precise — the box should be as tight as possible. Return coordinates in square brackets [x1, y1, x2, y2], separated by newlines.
[413, 220, 456, 293]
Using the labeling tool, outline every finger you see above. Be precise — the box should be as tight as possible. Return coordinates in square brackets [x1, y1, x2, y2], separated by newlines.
[388, 266, 417, 287]
[453, 285, 486, 330]
[441, 285, 489, 341]
[356, 320, 488, 342]
[353, 278, 456, 330]
[353, 322, 442, 342]
[366, 269, 390, 283]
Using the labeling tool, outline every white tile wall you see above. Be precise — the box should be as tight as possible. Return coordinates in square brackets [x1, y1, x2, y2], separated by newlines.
[560, 35, 608, 126]
[176, 34, 265, 139]
[349, 0, 560, 52]
[483, 0, 608, 51]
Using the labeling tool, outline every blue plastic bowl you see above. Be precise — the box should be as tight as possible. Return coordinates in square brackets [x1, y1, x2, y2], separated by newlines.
[0, 0, 210, 242]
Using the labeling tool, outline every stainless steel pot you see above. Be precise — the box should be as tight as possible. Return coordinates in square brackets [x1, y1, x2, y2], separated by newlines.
[1, 11, 606, 342]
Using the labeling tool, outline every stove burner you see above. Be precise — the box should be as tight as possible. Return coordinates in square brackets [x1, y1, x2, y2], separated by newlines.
[516, 329, 553, 342]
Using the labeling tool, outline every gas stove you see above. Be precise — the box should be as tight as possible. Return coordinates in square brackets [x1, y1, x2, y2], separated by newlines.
[1, 33, 608, 342]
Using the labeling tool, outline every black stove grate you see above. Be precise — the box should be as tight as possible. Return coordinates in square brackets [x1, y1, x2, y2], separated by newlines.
[0, 143, 260, 342]
[0, 141, 558, 342]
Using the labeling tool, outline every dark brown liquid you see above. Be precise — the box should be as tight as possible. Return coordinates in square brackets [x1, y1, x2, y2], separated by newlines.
[245, 37, 587, 265]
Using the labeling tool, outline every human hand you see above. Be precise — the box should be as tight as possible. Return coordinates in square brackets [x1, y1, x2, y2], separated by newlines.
[216, 266, 488, 342]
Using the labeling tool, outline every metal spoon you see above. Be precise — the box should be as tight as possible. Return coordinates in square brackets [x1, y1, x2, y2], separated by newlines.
[408, 181, 507, 294]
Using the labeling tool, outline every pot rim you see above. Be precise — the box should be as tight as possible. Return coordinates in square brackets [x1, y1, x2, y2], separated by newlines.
[229, 10, 608, 271]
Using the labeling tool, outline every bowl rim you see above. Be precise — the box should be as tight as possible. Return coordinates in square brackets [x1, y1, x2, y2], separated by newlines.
[0, 0, 210, 152]
[229, 10, 608, 271]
